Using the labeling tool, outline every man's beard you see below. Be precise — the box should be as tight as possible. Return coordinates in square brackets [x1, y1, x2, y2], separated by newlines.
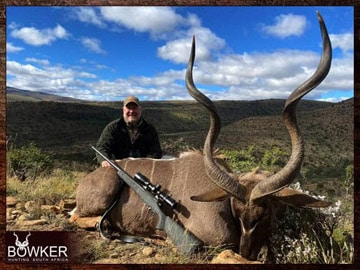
[126, 116, 141, 126]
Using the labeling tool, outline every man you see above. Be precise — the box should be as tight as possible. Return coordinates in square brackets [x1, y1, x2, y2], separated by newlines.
[96, 96, 162, 167]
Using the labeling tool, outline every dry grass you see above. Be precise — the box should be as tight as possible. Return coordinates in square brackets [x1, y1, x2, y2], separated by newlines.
[7, 169, 85, 204]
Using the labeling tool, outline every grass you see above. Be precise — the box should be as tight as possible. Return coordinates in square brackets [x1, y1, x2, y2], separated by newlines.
[7, 168, 85, 204]
[81, 236, 230, 264]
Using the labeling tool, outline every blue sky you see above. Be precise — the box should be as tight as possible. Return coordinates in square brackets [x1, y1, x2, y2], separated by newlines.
[6, 6, 353, 102]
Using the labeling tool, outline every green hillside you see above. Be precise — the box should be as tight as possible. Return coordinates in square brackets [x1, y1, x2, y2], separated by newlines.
[6, 94, 353, 179]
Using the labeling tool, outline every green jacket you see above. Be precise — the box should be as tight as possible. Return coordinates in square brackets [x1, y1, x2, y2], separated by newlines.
[95, 117, 162, 163]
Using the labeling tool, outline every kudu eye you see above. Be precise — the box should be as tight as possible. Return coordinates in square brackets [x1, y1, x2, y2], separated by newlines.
[249, 206, 271, 230]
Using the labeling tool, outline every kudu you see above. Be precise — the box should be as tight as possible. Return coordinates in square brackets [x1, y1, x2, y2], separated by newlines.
[74, 12, 332, 260]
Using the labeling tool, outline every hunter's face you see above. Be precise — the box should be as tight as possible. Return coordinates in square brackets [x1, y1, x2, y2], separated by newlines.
[123, 103, 142, 125]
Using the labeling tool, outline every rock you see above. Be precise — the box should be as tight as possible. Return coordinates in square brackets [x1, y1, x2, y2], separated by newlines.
[155, 254, 166, 262]
[11, 210, 23, 215]
[142, 247, 155, 257]
[109, 253, 119, 259]
[16, 218, 47, 227]
[18, 215, 27, 221]
[58, 199, 76, 211]
[6, 209, 15, 221]
[15, 202, 25, 210]
[24, 200, 36, 211]
[69, 213, 100, 229]
[6, 196, 18, 207]
[211, 250, 263, 264]
[41, 205, 61, 214]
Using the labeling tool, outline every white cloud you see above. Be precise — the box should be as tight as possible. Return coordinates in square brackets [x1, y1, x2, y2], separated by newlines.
[261, 14, 307, 38]
[75, 7, 106, 28]
[8, 22, 18, 30]
[6, 60, 97, 98]
[131, 69, 183, 87]
[80, 37, 106, 54]
[7, 61, 44, 77]
[187, 47, 353, 101]
[7, 39, 353, 101]
[321, 56, 353, 90]
[25, 58, 50, 66]
[6, 7, 353, 102]
[329, 33, 353, 53]
[157, 38, 192, 64]
[194, 50, 317, 86]
[318, 96, 351, 103]
[6, 42, 23, 52]
[7, 37, 353, 102]
[158, 27, 226, 63]
[100, 6, 183, 36]
[10, 24, 69, 46]
[72, 7, 224, 64]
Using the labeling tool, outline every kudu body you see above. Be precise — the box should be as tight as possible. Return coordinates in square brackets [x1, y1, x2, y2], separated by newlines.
[74, 12, 332, 260]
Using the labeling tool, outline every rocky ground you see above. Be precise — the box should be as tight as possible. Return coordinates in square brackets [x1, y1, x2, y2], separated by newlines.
[6, 196, 262, 264]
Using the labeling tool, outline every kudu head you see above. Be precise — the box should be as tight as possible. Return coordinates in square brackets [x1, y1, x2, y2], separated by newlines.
[187, 12, 332, 260]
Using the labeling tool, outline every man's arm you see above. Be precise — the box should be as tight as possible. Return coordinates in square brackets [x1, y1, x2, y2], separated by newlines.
[146, 129, 162, 159]
[95, 120, 118, 164]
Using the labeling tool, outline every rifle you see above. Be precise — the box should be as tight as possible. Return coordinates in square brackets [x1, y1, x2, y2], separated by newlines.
[92, 146, 202, 255]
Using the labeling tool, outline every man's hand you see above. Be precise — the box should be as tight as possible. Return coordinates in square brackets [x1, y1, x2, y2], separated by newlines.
[101, 160, 111, 167]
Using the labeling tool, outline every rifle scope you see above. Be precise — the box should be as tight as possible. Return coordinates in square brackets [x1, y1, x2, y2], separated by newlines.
[134, 173, 177, 209]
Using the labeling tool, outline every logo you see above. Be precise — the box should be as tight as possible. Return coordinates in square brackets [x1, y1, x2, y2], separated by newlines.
[13, 232, 31, 251]
[7, 231, 70, 263]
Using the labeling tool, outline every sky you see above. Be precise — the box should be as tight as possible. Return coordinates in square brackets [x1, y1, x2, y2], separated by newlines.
[6, 6, 354, 102]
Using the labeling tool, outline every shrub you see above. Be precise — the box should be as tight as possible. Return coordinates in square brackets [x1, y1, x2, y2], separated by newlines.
[343, 164, 353, 197]
[222, 146, 257, 172]
[222, 145, 288, 173]
[268, 185, 353, 264]
[7, 142, 54, 181]
[261, 146, 287, 169]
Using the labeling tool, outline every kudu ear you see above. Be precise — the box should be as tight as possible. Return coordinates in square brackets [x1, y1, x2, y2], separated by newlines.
[272, 188, 331, 208]
[190, 188, 229, 202]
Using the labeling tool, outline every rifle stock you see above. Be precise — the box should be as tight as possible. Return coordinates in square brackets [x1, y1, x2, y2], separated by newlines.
[92, 146, 201, 255]
[163, 215, 201, 255]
